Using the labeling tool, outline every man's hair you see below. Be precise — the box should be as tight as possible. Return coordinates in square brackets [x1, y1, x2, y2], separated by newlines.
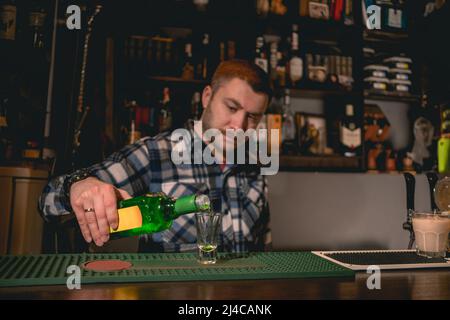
[210, 59, 272, 101]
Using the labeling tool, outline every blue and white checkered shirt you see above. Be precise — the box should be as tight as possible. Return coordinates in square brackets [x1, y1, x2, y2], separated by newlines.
[39, 120, 271, 253]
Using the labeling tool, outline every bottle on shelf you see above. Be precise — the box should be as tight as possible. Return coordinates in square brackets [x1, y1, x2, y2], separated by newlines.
[144, 91, 159, 137]
[255, 0, 270, 19]
[281, 89, 296, 155]
[126, 100, 141, 144]
[269, 0, 288, 16]
[152, 34, 175, 76]
[110, 192, 211, 240]
[0, 0, 17, 41]
[166, 39, 176, 76]
[196, 33, 210, 80]
[339, 104, 361, 157]
[269, 41, 279, 87]
[28, 0, 47, 49]
[227, 40, 236, 60]
[135, 36, 146, 74]
[254, 35, 268, 73]
[276, 38, 288, 88]
[158, 87, 173, 132]
[438, 108, 450, 173]
[181, 39, 195, 80]
[287, 24, 303, 88]
[266, 92, 283, 154]
[145, 37, 153, 75]
[437, 134, 450, 174]
[219, 41, 226, 63]
[22, 140, 41, 160]
[193, 0, 210, 12]
[191, 91, 202, 121]
[153, 35, 163, 75]
[218, 38, 237, 63]
[343, 0, 354, 25]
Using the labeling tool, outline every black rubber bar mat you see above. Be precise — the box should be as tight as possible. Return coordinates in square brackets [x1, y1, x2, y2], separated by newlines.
[312, 250, 450, 270]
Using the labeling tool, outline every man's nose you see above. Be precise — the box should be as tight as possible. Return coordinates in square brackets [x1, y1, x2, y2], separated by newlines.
[230, 112, 248, 131]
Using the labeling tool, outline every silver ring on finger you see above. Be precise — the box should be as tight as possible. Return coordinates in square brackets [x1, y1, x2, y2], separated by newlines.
[84, 207, 95, 213]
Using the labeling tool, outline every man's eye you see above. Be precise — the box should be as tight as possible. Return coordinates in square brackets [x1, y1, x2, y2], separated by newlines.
[248, 114, 260, 121]
[227, 105, 237, 112]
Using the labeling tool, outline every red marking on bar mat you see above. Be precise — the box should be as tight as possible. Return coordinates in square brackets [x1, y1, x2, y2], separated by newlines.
[83, 260, 133, 272]
[0, 252, 355, 287]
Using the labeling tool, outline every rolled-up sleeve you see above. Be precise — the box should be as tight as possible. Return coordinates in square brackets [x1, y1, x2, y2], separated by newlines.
[38, 137, 154, 220]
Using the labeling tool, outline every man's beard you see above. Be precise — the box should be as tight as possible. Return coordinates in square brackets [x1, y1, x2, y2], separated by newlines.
[201, 103, 245, 151]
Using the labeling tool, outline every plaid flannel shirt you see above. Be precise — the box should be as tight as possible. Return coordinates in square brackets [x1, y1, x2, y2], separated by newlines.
[39, 120, 272, 253]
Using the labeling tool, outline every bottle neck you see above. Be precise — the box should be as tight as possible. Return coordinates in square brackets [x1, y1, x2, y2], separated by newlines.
[345, 105, 354, 117]
[171, 194, 210, 219]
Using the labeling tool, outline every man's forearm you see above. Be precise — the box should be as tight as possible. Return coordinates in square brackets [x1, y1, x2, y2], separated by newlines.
[39, 138, 153, 220]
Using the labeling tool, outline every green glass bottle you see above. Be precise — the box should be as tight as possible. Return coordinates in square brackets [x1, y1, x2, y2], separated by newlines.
[109, 192, 210, 239]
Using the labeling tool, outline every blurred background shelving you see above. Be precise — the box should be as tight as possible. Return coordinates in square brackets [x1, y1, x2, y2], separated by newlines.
[1, 0, 448, 175]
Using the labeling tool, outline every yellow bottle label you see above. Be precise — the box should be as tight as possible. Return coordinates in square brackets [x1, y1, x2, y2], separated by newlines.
[110, 206, 143, 233]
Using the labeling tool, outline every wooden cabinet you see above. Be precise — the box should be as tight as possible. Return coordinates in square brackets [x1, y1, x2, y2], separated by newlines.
[0, 167, 48, 254]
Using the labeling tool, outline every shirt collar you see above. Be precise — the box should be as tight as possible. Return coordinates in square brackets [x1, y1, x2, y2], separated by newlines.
[169, 120, 236, 173]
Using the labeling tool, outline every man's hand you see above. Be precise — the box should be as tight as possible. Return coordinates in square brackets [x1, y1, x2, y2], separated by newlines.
[69, 177, 132, 246]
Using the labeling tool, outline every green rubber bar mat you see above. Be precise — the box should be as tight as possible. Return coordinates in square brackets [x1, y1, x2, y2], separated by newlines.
[0, 252, 354, 287]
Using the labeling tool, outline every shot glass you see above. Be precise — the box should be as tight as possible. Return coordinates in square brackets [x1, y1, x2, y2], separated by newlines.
[195, 212, 222, 264]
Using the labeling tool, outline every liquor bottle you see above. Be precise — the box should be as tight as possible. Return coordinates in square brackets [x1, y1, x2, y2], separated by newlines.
[299, 0, 309, 17]
[276, 39, 288, 88]
[343, 0, 354, 25]
[227, 40, 236, 60]
[191, 91, 202, 120]
[22, 140, 41, 159]
[254, 35, 268, 73]
[219, 41, 226, 63]
[193, 0, 209, 12]
[145, 38, 153, 75]
[438, 135, 450, 173]
[181, 40, 195, 80]
[0, 0, 16, 41]
[266, 93, 283, 154]
[281, 89, 296, 154]
[196, 33, 210, 80]
[153, 35, 163, 75]
[287, 24, 303, 88]
[270, 0, 288, 16]
[28, 0, 47, 49]
[269, 41, 278, 87]
[110, 192, 211, 240]
[164, 37, 174, 75]
[339, 104, 361, 157]
[256, 0, 270, 18]
[136, 36, 146, 74]
[158, 87, 173, 132]
[149, 93, 159, 137]
[126, 100, 141, 144]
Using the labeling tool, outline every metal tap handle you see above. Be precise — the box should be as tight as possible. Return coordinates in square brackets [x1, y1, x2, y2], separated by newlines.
[403, 172, 415, 222]
[403, 172, 416, 249]
[425, 172, 439, 211]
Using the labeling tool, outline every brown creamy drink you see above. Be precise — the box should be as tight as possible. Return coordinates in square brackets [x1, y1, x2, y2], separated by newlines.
[412, 213, 450, 258]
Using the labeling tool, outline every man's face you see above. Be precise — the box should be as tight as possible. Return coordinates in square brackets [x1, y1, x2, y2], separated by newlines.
[201, 78, 269, 136]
